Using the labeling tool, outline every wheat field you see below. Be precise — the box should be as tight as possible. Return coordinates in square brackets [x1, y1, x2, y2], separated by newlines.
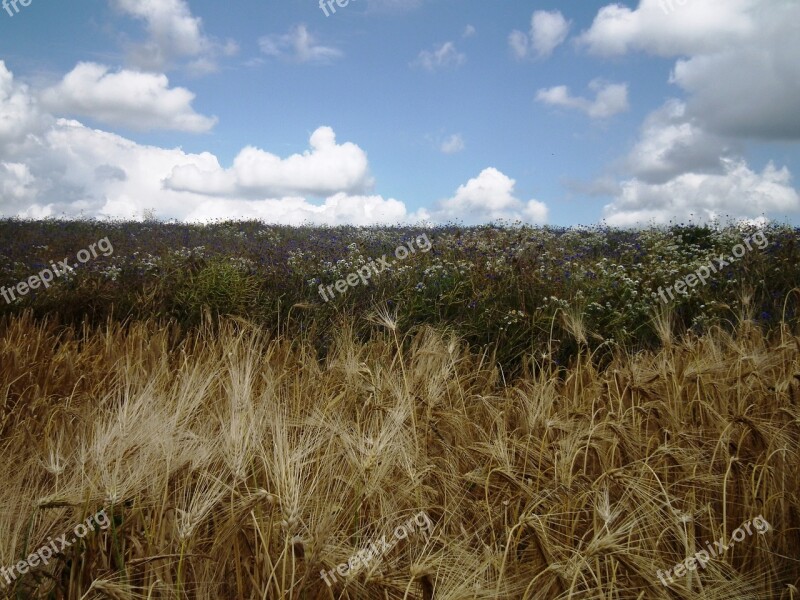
[0, 308, 798, 599]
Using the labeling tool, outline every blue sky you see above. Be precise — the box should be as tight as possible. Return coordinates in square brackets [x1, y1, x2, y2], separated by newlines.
[0, 0, 798, 226]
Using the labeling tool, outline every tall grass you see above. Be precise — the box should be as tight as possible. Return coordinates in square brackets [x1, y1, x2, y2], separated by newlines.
[0, 311, 798, 598]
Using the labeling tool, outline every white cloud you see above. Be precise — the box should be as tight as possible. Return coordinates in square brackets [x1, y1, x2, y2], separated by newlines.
[411, 42, 465, 71]
[508, 31, 529, 60]
[165, 126, 373, 198]
[0, 117, 209, 220]
[0, 62, 49, 152]
[440, 134, 465, 154]
[0, 162, 36, 207]
[432, 168, 548, 224]
[259, 25, 342, 64]
[536, 80, 629, 119]
[573, 0, 800, 225]
[577, 0, 754, 57]
[623, 100, 732, 183]
[463, 25, 476, 38]
[602, 99, 799, 225]
[0, 118, 410, 224]
[111, 0, 235, 72]
[670, 5, 800, 140]
[510, 10, 571, 60]
[531, 10, 571, 58]
[40, 63, 217, 132]
[603, 158, 800, 226]
[579, 0, 800, 141]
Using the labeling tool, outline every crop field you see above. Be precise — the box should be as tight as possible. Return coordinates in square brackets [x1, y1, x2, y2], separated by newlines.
[0, 220, 799, 599]
[3, 0, 800, 597]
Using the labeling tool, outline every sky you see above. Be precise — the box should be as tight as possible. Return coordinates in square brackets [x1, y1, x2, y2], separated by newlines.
[0, 0, 798, 227]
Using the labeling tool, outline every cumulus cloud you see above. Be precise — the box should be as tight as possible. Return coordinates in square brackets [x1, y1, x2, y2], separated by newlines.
[574, 0, 800, 225]
[0, 120, 409, 224]
[440, 134, 465, 155]
[0, 162, 36, 207]
[165, 126, 373, 198]
[510, 10, 571, 60]
[0, 63, 49, 152]
[432, 168, 548, 224]
[623, 99, 733, 183]
[111, 0, 236, 73]
[259, 25, 342, 64]
[411, 42, 465, 71]
[536, 80, 629, 119]
[670, 4, 800, 140]
[0, 118, 210, 220]
[577, 0, 754, 57]
[601, 99, 799, 225]
[578, 0, 799, 141]
[40, 63, 217, 132]
[603, 158, 800, 226]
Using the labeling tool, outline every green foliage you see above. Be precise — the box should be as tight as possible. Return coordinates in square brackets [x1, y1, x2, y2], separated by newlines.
[1, 219, 798, 371]
[173, 258, 261, 322]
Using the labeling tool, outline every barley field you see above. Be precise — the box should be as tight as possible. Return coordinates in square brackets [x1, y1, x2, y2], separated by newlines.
[1, 221, 799, 599]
